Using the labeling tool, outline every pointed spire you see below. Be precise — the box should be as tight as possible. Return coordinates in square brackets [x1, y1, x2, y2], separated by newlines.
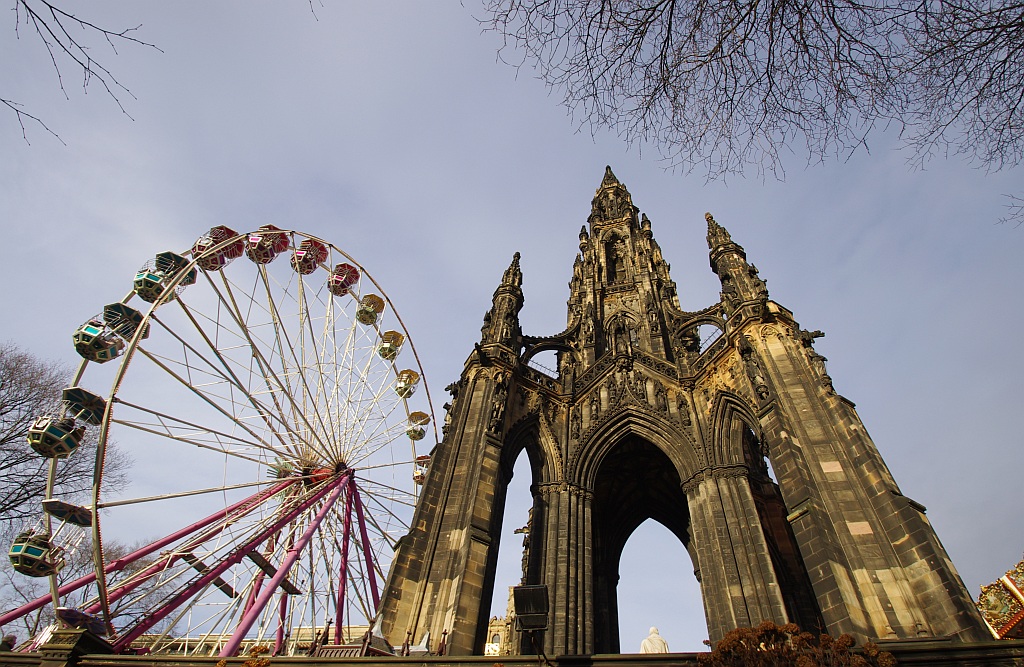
[601, 165, 619, 187]
[482, 253, 524, 347]
[705, 212, 733, 249]
[590, 166, 635, 225]
[501, 252, 522, 288]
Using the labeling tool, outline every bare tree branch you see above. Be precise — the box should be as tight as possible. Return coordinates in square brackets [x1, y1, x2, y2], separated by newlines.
[4, 0, 160, 142]
[0, 341, 131, 543]
[999, 192, 1024, 225]
[480, 0, 1024, 180]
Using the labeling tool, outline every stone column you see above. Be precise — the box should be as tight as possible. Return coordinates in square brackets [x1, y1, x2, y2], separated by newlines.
[536, 482, 594, 656]
[685, 468, 790, 641]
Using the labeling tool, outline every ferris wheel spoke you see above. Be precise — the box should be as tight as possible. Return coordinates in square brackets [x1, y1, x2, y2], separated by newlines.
[331, 305, 361, 457]
[353, 458, 419, 473]
[298, 271, 346, 444]
[196, 269, 307, 425]
[143, 597, 201, 655]
[357, 498, 413, 551]
[256, 266, 339, 461]
[123, 348, 299, 460]
[211, 270, 336, 463]
[293, 264, 337, 446]
[95, 477, 303, 509]
[338, 380, 406, 464]
[356, 479, 419, 509]
[357, 491, 415, 544]
[149, 306, 303, 444]
[343, 423, 406, 470]
[109, 400, 285, 460]
[343, 427, 408, 476]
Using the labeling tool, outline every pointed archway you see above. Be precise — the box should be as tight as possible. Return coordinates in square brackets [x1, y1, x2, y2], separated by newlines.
[590, 435, 693, 653]
[618, 520, 708, 651]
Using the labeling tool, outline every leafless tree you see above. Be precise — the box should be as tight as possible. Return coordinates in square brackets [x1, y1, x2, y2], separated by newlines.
[0, 538, 164, 640]
[907, 0, 1024, 171]
[0, 341, 130, 543]
[480, 0, 1024, 186]
[2, 1, 158, 142]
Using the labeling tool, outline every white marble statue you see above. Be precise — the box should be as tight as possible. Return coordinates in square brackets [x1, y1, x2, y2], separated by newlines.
[640, 626, 670, 653]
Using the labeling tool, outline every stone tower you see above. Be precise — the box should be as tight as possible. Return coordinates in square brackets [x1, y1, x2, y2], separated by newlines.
[379, 167, 987, 655]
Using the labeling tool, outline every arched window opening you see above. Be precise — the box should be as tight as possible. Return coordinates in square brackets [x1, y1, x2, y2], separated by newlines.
[606, 316, 640, 356]
[526, 349, 558, 378]
[618, 520, 709, 652]
[697, 323, 724, 353]
[488, 451, 534, 627]
[591, 436, 692, 653]
[605, 234, 627, 283]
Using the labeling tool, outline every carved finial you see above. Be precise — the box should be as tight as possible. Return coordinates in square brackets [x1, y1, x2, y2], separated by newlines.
[641, 213, 651, 229]
[706, 211, 733, 248]
[579, 225, 589, 240]
[502, 252, 523, 287]
[602, 165, 619, 187]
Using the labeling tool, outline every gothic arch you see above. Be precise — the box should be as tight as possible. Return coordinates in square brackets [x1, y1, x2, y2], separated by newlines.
[502, 413, 562, 487]
[602, 231, 631, 284]
[708, 391, 764, 467]
[603, 313, 642, 356]
[583, 408, 697, 653]
[519, 340, 580, 369]
[573, 405, 700, 490]
[681, 313, 725, 332]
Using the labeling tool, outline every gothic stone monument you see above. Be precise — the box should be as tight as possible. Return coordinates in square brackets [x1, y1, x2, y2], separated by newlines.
[379, 167, 987, 656]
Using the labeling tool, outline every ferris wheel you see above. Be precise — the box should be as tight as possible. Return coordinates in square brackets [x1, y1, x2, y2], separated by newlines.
[2, 226, 436, 657]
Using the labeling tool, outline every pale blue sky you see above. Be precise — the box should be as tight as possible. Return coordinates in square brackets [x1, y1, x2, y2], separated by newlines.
[2, 2, 1022, 652]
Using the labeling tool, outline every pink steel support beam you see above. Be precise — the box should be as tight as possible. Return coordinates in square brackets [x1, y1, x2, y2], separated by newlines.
[352, 477, 381, 612]
[112, 477, 340, 651]
[273, 590, 288, 656]
[273, 531, 296, 654]
[86, 479, 298, 615]
[219, 480, 346, 657]
[0, 479, 295, 629]
[333, 480, 354, 644]
[242, 566, 267, 617]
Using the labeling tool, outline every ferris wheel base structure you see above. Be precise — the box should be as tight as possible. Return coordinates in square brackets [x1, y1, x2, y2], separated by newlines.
[6, 628, 1024, 667]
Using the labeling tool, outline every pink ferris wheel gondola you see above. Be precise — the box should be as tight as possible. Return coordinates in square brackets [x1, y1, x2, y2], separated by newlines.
[191, 225, 245, 271]
[291, 239, 329, 275]
[328, 263, 359, 296]
[4, 228, 436, 658]
[244, 224, 290, 264]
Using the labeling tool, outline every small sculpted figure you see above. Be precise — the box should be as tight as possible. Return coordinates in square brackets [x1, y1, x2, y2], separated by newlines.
[640, 627, 670, 653]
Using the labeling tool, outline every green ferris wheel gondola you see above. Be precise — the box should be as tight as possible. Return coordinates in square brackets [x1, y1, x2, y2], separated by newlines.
[62, 386, 106, 425]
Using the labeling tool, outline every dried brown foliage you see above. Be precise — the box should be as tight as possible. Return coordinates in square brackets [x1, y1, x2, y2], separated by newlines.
[698, 621, 896, 667]
[215, 643, 273, 667]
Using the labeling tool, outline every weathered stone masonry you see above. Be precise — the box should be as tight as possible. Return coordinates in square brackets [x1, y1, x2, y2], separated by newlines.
[379, 167, 988, 656]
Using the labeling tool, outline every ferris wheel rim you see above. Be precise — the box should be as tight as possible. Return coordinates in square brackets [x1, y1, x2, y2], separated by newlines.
[27, 227, 436, 652]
